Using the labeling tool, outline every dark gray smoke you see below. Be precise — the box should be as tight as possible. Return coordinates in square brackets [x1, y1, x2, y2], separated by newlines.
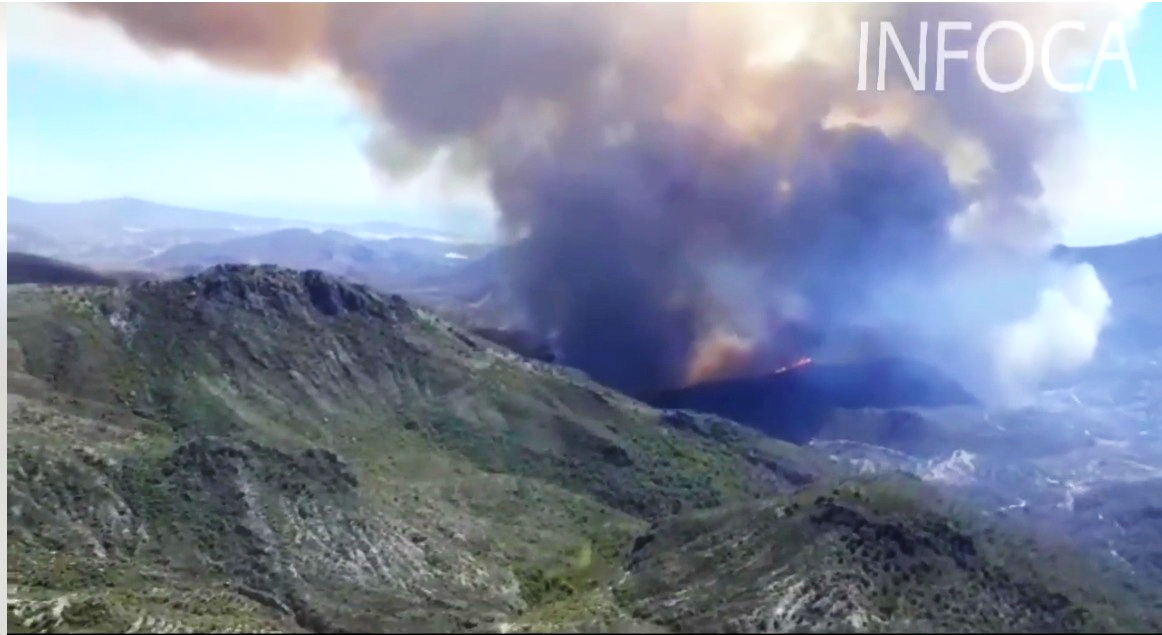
[491, 119, 963, 392]
[70, 3, 1123, 398]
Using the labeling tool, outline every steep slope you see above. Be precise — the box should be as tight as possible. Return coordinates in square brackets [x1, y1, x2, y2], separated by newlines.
[6, 265, 830, 632]
[1068, 479, 1162, 590]
[1056, 234, 1162, 349]
[7, 265, 1156, 632]
[7, 224, 64, 256]
[616, 475, 1157, 633]
[7, 252, 117, 286]
[7, 252, 156, 287]
[1057, 234, 1162, 289]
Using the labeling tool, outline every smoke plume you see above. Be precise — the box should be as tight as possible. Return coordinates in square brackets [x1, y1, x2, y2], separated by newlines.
[70, 3, 1127, 399]
[992, 263, 1112, 402]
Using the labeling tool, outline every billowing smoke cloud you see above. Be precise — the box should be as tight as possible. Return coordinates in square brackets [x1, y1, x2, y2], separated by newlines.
[69, 3, 1127, 399]
[992, 262, 1111, 402]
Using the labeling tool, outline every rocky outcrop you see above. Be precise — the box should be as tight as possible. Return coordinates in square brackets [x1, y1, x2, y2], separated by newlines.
[618, 477, 1157, 633]
[8, 266, 1157, 633]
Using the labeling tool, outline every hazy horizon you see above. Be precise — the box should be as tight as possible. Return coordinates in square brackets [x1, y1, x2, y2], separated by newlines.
[5, 189, 1152, 249]
[6, 193, 500, 242]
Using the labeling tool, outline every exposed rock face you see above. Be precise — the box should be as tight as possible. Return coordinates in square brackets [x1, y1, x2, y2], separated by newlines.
[7, 266, 1158, 632]
[619, 477, 1157, 633]
[7, 266, 831, 632]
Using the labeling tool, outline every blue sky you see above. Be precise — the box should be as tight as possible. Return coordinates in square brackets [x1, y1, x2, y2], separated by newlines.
[1060, 3, 1162, 246]
[5, 3, 496, 234]
[6, 3, 1160, 245]
[8, 61, 381, 219]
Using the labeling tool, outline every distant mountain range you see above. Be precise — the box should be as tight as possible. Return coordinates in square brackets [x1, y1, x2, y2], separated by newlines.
[8, 196, 284, 234]
[1056, 233, 1162, 285]
[6, 196, 474, 269]
[144, 226, 492, 290]
[1056, 233, 1162, 350]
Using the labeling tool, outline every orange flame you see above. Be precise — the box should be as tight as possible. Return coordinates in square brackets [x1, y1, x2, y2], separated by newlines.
[683, 330, 755, 386]
[773, 356, 812, 374]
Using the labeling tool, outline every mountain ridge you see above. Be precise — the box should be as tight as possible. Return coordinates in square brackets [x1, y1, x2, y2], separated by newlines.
[7, 264, 1158, 632]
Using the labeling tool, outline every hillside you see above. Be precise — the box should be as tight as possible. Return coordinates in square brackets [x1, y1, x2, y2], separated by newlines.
[7, 266, 1157, 632]
[5, 265, 831, 632]
[7, 252, 117, 286]
[1056, 234, 1162, 349]
[617, 475, 1153, 633]
[1057, 234, 1162, 288]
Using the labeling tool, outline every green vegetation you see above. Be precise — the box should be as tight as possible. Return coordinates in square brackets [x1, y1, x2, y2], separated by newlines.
[617, 475, 1160, 633]
[7, 266, 1156, 632]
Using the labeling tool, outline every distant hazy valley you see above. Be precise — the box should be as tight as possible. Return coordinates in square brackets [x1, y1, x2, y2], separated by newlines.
[7, 196, 512, 324]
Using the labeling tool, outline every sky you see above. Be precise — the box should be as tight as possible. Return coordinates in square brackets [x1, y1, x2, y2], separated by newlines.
[5, 2, 1161, 246]
[4, 3, 498, 237]
[1045, 2, 1162, 246]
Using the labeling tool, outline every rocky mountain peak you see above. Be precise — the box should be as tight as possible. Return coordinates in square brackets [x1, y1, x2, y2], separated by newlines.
[142, 264, 416, 322]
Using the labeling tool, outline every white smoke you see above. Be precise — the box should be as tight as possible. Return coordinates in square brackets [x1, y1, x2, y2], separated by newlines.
[991, 262, 1111, 401]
